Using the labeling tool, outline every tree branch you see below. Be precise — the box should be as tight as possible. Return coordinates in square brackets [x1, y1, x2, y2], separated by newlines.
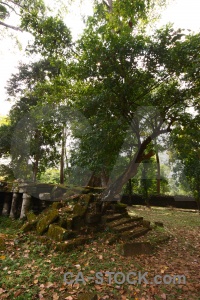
[6, 0, 23, 9]
[0, 20, 22, 31]
[103, 0, 112, 12]
[0, 1, 20, 16]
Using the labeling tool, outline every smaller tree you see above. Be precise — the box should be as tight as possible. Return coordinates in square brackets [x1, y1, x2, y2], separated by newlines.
[171, 113, 200, 211]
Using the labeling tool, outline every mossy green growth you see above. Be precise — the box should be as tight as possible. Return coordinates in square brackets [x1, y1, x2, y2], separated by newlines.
[73, 204, 86, 216]
[73, 194, 91, 216]
[58, 216, 68, 229]
[36, 209, 59, 235]
[26, 211, 37, 223]
[52, 202, 64, 210]
[115, 202, 127, 208]
[47, 224, 76, 241]
[70, 214, 85, 230]
[21, 221, 37, 233]
[114, 202, 127, 213]
[62, 192, 81, 202]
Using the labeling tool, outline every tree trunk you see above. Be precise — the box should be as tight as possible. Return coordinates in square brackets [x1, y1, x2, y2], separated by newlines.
[88, 172, 102, 187]
[103, 0, 112, 12]
[141, 161, 149, 206]
[196, 181, 200, 214]
[32, 129, 40, 182]
[156, 150, 161, 195]
[60, 126, 66, 184]
[101, 168, 109, 187]
[128, 178, 132, 204]
[101, 136, 155, 202]
[33, 155, 39, 183]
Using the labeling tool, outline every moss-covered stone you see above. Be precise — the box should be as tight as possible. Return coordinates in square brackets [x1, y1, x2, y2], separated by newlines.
[51, 185, 68, 199]
[85, 213, 101, 224]
[21, 221, 37, 233]
[142, 220, 151, 228]
[79, 194, 92, 205]
[52, 202, 64, 210]
[85, 186, 105, 194]
[73, 204, 85, 216]
[58, 216, 68, 229]
[61, 192, 81, 203]
[56, 237, 90, 252]
[26, 211, 37, 223]
[36, 209, 59, 235]
[47, 224, 76, 241]
[73, 194, 91, 216]
[113, 202, 127, 213]
[71, 215, 85, 230]
[67, 218, 73, 230]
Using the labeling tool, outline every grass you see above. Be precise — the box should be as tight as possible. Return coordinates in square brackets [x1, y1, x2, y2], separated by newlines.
[128, 205, 200, 228]
[0, 207, 200, 299]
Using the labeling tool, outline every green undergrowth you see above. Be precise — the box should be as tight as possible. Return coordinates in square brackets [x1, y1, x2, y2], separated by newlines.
[0, 207, 199, 299]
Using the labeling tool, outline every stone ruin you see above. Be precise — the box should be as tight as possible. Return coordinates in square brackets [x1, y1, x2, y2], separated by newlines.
[20, 186, 163, 254]
[0, 182, 169, 255]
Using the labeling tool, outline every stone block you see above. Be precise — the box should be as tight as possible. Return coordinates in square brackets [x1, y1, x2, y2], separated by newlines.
[52, 202, 63, 209]
[78, 293, 98, 300]
[155, 221, 164, 227]
[26, 211, 37, 223]
[85, 213, 101, 224]
[56, 237, 89, 252]
[67, 218, 73, 230]
[39, 193, 51, 200]
[113, 202, 127, 213]
[47, 224, 76, 241]
[73, 194, 91, 217]
[71, 215, 85, 230]
[36, 209, 59, 235]
[123, 242, 153, 257]
[21, 221, 37, 233]
[58, 216, 68, 229]
[142, 220, 151, 228]
[121, 227, 149, 240]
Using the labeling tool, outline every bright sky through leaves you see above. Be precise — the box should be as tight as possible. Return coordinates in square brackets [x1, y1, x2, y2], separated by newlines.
[0, 0, 199, 116]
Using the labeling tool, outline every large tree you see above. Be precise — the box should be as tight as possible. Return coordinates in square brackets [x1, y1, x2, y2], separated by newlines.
[69, 0, 200, 201]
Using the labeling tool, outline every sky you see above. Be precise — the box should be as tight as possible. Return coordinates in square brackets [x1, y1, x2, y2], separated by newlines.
[0, 0, 200, 117]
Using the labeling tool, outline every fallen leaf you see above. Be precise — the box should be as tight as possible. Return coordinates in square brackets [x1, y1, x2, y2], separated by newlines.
[0, 288, 6, 294]
[14, 290, 22, 297]
[46, 282, 54, 288]
[53, 293, 59, 300]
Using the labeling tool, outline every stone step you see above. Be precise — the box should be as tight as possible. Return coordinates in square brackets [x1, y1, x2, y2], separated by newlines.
[112, 221, 140, 233]
[107, 217, 134, 228]
[101, 213, 128, 223]
[130, 216, 143, 222]
[120, 227, 150, 240]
